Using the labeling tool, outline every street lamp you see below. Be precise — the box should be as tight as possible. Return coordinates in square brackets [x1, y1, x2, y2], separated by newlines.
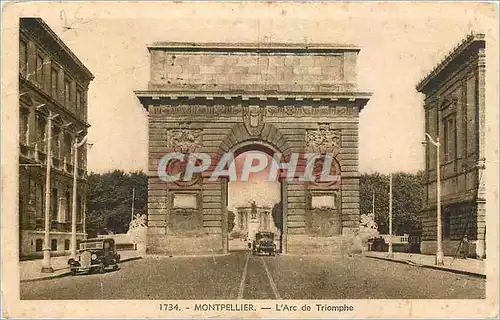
[41, 111, 59, 273]
[388, 173, 393, 257]
[70, 134, 88, 259]
[424, 133, 444, 265]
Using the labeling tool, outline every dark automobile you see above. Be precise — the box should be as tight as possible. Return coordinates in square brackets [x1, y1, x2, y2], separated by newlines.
[67, 238, 120, 275]
[252, 232, 276, 256]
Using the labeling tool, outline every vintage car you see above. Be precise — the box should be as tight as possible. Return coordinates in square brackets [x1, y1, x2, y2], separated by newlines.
[252, 232, 277, 256]
[67, 238, 120, 275]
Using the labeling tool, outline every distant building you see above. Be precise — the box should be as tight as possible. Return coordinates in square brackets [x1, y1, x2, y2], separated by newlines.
[235, 205, 278, 241]
[416, 33, 486, 258]
[18, 18, 94, 257]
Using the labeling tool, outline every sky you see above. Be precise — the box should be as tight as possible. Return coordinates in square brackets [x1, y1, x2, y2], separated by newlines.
[16, 2, 497, 175]
[227, 152, 280, 211]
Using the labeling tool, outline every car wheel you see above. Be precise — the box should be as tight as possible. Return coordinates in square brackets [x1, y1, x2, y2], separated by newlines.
[99, 263, 105, 274]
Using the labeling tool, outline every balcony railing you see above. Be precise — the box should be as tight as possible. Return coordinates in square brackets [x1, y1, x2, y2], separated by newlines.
[19, 143, 87, 179]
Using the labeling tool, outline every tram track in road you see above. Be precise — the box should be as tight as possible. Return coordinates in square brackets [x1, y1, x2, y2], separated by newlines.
[236, 251, 282, 299]
[21, 250, 483, 300]
[260, 256, 282, 299]
[237, 253, 250, 299]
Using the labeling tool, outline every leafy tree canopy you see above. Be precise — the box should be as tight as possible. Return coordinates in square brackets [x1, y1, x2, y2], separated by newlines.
[360, 171, 425, 236]
[228, 210, 235, 233]
[86, 170, 147, 237]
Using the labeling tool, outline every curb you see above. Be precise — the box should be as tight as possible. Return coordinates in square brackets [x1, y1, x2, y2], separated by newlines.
[121, 256, 142, 263]
[145, 253, 231, 259]
[364, 255, 486, 279]
[20, 270, 72, 283]
[20, 256, 142, 283]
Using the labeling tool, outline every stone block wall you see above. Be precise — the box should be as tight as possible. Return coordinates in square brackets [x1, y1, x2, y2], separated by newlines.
[418, 35, 486, 258]
[138, 42, 370, 255]
[148, 43, 359, 92]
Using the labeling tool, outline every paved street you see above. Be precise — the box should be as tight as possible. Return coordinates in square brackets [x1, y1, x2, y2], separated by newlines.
[21, 251, 485, 300]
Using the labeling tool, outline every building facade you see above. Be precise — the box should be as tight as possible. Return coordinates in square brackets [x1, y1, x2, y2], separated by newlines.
[19, 18, 94, 257]
[416, 33, 486, 258]
[235, 205, 278, 242]
[136, 42, 371, 255]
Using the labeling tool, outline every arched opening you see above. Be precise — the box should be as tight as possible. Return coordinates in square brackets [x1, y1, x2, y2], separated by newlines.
[224, 140, 287, 254]
[51, 239, 58, 251]
[35, 239, 43, 252]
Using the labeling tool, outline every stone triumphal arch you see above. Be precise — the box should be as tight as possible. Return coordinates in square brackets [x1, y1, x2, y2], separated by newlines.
[135, 42, 371, 255]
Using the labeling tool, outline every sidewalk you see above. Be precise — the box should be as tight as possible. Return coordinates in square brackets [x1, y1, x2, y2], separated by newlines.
[364, 251, 486, 278]
[20, 250, 142, 282]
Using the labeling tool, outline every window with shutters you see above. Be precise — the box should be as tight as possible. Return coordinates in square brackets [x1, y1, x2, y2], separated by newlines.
[36, 114, 46, 152]
[19, 40, 28, 77]
[51, 67, 59, 98]
[64, 133, 73, 165]
[443, 116, 456, 162]
[51, 239, 58, 251]
[36, 54, 44, 85]
[52, 126, 60, 159]
[64, 78, 71, 106]
[76, 89, 82, 116]
[51, 188, 58, 221]
[35, 183, 44, 218]
[66, 191, 71, 222]
[19, 107, 29, 145]
[36, 239, 43, 252]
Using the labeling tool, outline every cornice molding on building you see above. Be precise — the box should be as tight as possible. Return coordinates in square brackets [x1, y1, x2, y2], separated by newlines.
[20, 18, 94, 82]
[420, 55, 481, 101]
[134, 90, 372, 101]
[19, 154, 88, 183]
[236, 206, 272, 210]
[416, 32, 485, 93]
[20, 77, 90, 129]
[147, 42, 362, 54]
[422, 196, 478, 211]
[135, 91, 372, 113]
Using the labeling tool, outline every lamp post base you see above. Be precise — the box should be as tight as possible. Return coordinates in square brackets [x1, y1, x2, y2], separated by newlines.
[41, 267, 54, 273]
[435, 251, 444, 265]
[386, 243, 394, 258]
[41, 249, 53, 273]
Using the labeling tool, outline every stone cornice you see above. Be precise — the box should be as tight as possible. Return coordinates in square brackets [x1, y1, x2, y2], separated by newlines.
[148, 42, 361, 54]
[20, 18, 94, 82]
[135, 90, 372, 110]
[416, 33, 485, 93]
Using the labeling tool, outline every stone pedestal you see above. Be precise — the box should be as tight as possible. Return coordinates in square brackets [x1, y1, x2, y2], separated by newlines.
[130, 227, 147, 254]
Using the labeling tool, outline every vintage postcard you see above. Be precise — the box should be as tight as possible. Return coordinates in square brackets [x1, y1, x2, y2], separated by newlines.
[2, 1, 499, 318]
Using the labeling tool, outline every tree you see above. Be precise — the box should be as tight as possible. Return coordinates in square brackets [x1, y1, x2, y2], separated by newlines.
[86, 170, 148, 237]
[360, 171, 425, 236]
[228, 210, 235, 233]
[271, 202, 282, 232]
